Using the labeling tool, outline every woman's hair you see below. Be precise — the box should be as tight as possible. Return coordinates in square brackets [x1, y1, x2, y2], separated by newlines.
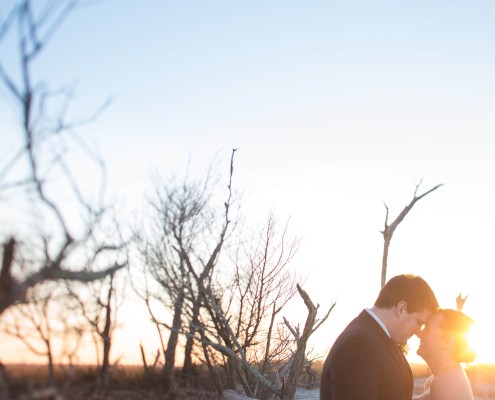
[374, 274, 439, 312]
[438, 309, 476, 363]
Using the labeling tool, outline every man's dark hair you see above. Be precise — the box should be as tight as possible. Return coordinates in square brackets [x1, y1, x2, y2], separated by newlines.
[374, 274, 438, 312]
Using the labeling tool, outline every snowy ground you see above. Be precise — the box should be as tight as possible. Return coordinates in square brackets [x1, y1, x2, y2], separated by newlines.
[295, 384, 494, 400]
[295, 388, 318, 399]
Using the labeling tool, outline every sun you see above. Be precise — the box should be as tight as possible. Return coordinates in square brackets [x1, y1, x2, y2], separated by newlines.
[460, 315, 495, 365]
[465, 322, 484, 364]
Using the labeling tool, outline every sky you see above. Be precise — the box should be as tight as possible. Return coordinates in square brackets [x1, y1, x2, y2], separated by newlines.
[2, 0, 495, 365]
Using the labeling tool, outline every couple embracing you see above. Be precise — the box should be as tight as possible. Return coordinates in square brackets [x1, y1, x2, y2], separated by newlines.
[320, 274, 475, 400]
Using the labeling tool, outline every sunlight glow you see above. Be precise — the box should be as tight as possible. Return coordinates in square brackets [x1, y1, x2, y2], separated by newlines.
[449, 315, 495, 365]
[465, 323, 482, 364]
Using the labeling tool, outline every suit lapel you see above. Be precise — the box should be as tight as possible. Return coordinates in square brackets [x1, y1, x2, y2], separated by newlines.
[386, 338, 413, 381]
[386, 339, 413, 399]
[359, 311, 413, 397]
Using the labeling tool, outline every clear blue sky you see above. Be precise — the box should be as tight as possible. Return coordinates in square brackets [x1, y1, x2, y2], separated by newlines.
[2, 0, 495, 364]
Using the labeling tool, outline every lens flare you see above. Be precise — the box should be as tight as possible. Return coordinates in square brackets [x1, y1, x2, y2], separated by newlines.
[465, 324, 479, 364]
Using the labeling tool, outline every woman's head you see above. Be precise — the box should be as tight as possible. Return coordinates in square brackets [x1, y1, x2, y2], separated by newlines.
[418, 309, 476, 364]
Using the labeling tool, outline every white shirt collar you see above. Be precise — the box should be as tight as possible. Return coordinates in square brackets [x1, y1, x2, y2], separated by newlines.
[365, 308, 391, 338]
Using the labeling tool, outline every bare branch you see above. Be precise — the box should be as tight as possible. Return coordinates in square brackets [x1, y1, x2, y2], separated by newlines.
[0, 1, 127, 317]
[197, 331, 281, 396]
[0, 261, 125, 315]
[1, 238, 16, 290]
[380, 182, 443, 287]
[283, 317, 299, 341]
[312, 301, 336, 334]
[456, 293, 468, 311]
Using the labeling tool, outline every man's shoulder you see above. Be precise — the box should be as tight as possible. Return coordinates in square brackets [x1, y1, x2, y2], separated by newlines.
[342, 311, 380, 334]
[332, 312, 383, 348]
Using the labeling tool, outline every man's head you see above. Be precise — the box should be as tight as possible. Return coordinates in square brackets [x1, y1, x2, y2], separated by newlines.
[374, 274, 439, 345]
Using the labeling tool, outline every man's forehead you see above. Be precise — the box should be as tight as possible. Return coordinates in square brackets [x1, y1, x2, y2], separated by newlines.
[417, 309, 434, 324]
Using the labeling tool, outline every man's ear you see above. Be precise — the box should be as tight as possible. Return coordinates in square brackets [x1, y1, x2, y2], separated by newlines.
[395, 301, 408, 318]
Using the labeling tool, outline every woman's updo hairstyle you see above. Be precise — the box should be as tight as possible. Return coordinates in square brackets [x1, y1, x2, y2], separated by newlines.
[438, 309, 476, 363]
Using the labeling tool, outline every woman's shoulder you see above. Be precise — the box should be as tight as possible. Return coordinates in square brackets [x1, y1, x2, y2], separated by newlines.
[430, 367, 473, 400]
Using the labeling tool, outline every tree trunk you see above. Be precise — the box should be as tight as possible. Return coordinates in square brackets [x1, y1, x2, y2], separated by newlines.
[261, 304, 277, 375]
[183, 296, 200, 375]
[46, 340, 55, 386]
[280, 285, 320, 400]
[381, 232, 392, 288]
[226, 357, 238, 391]
[100, 275, 114, 390]
[164, 286, 184, 377]
[280, 376, 298, 400]
[201, 339, 223, 395]
[101, 334, 111, 390]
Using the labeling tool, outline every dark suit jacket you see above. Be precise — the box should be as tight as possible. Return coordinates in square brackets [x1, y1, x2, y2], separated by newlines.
[320, 310, 413, 400]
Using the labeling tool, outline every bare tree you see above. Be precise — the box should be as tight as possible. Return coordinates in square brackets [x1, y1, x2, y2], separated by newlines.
[136, 220, 190, 380]
[0, 0, 125, 315]
[232, 214, 299, 355]
[180, 151, 237, 378]
[185, 205, 333, 399]
[139, 340, 161, 375]
[212, 213, 302, 396]
[133, 149, 238, 393]
[380, 181, 442, 287]
[1, 282, 84, 386]
[2, 285, 57, 385]
[279, 285, 335, 400]
[67, 271, 124, 390]
[196, 281, 334, 400]
[136, 149, 334, 399]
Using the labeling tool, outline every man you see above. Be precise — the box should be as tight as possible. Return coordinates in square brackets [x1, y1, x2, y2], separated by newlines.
[320, 274, 438, 400]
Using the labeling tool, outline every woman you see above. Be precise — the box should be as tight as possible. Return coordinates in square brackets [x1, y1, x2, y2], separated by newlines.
[414, 309, 476, 400]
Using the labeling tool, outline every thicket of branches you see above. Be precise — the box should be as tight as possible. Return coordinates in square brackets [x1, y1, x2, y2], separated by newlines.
[133, 150, 334, 400]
